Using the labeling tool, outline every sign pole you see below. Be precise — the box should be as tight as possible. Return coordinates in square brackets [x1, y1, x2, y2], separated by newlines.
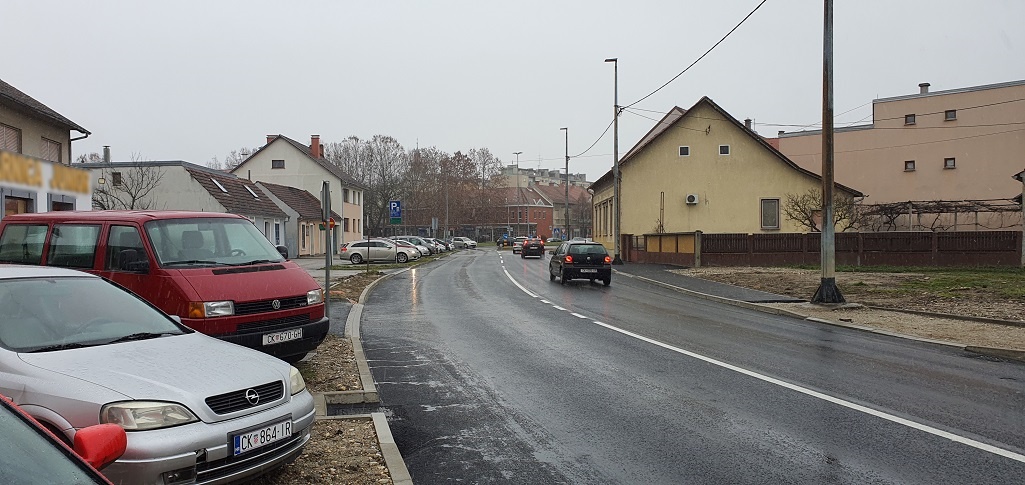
[322, 181, 331, 314]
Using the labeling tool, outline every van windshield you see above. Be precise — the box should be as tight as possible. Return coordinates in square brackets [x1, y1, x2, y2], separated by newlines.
[145, 218, 285, 267]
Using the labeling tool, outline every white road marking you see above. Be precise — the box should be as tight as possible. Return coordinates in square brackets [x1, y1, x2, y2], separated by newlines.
[552, 305, 567, 311]
[540, 299, 551, 304]
[500, 268, 1025, 464]
[570, 313, 588, 319]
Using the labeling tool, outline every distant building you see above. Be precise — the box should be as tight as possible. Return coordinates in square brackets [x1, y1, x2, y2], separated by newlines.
[775, 80, 1025, 204]
[590, 97, 861, 252]
[500, 165, 590, 190]
[495, 186, 554, 239]
[234, 135, 365, 247]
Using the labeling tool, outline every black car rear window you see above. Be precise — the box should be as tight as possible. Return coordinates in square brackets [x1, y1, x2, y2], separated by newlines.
[569, 244, 607, 256]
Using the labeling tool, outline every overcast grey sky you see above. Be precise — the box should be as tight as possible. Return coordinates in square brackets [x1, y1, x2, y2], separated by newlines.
[6, 0, 1024, 181]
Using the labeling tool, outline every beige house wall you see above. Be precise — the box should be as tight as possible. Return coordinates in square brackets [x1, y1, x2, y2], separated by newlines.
[591, 182, 615, 250]
[241, 141, 364, 244]
[778, 81, 1025, 204]
[0, 108, 73, 164]
[617, 102, 834, 236]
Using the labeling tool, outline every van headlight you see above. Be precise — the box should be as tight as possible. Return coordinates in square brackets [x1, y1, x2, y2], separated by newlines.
[289, 366, 307, 395]
[307, 289, 324, 305]
[101, 401, 198, 431]
[188, 301, 234, 318]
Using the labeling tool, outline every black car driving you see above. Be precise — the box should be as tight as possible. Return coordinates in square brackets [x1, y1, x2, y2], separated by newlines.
[549, 241, 612, 286]
[520, 237, 545, 258]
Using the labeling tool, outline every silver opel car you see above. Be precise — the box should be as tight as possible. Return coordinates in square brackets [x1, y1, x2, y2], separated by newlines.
[0, 266, 315, 484]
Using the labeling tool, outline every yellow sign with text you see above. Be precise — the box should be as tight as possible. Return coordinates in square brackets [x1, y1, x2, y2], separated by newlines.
[0, 151, 91, 194]
[0, 151, 43, 188]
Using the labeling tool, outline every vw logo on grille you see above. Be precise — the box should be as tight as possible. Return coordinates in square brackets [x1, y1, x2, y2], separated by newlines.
[271, 299, 281, 310]
[245, 388, 260, 405]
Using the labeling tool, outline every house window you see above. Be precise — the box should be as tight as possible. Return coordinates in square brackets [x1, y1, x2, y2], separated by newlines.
[343, 188, 349, 203]
[112, 171, 123, 186]
[274, 223, 281, 245]
[40, 138, 61, 163]
[904, 114, 916, 125]
[944, 157, 956, 169]
[944, 110, 957, 121]
[0, 123, 21, 153]
[271, 159, 285, 169]
[760, 198, 780, 230]
[904, 160, 916, 171]
[300, 224, 307, 250]
[719, 145, 730, 155]
[211, 178, 228, 193]
[679, 146, 690, 157]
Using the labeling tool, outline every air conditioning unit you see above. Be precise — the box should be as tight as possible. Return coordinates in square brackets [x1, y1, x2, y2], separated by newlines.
[685, 194, 699, 205]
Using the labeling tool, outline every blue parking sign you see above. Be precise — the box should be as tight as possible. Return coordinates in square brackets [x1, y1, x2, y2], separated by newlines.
[389, 200, 401, 224]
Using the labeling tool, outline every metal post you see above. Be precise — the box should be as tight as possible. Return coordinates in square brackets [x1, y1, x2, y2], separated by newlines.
[1019, 172, 1025, 268]
[812, 0, 844, 304]
[561, 127, 570, 239]
[321, 181, 332, 313]
[606, 58, 623, 264]
[514, 151, 522, 236]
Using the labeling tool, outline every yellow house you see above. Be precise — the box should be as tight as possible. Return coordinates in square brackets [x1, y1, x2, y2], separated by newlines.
[590, 96, 862, 254]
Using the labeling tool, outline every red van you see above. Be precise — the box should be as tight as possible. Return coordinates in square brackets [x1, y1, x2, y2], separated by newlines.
[0, 211, 328, 362]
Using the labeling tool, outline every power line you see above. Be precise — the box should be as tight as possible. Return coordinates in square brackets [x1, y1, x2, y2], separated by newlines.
[624, 0, 768, 109]
[572, 117, 615, 158]
[621, 108, 706, 132]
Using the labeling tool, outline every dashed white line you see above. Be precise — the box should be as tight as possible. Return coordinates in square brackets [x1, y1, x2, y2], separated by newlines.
[552, 305, 567, 311]
[570, 313, 588, 319]
[500, 266, 1025, 464]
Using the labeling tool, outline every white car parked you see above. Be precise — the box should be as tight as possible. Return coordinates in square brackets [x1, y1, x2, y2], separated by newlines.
[451, 237, 477, 249]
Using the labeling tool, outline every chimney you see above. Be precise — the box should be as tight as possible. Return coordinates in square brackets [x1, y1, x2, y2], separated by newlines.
[919, 82, 930, 94]
[778, 130, 785, 137]
[310, 135, 321, 159]
[266, 135, 275, 145]
[103, 146, 111, 164]
[744, 118, 752, 130]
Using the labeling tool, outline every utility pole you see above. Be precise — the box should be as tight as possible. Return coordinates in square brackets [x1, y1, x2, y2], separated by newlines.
[1016, 170, 1025, 268]
[605, 57, 623, 264]
[812, 0, 844, 304]
[561, 127, 570, 239]
[514, 151, 522, 237]
[444, 156, 450, 240]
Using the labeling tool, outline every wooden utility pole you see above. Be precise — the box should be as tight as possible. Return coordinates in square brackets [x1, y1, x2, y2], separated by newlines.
[813, 0, 845, 303]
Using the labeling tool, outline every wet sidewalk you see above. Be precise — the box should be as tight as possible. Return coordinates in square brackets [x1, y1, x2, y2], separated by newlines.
[613, 263, 805, 303]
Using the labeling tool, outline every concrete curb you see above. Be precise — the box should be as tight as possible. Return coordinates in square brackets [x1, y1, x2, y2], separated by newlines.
[615, 269, 1025, 362]
[312, 413, 414, 485]
[865, 305, 1025, 328]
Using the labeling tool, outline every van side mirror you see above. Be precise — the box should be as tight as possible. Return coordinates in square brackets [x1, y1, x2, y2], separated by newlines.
[275, 245, 289, 260]
[118, 249, 149, 273]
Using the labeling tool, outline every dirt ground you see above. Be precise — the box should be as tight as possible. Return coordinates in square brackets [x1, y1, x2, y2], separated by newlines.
[670, 267, 1025, 351]
[263, 273, 392, 485]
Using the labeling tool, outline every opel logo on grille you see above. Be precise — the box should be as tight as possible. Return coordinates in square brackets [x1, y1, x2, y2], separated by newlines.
[271, 299, 281, 310]
[245, 389, 260, 405]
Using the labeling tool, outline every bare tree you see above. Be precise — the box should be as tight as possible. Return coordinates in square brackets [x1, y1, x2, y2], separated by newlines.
[92, 154, 165, 210]
[783, 188, 861, 232]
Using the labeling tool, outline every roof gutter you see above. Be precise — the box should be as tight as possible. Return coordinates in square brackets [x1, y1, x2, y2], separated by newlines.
[70, 130, 91, 142]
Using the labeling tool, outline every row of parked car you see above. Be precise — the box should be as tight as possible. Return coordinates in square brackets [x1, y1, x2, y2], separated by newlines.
[0, 210, 326, 484]
[339, 235, 478, 264]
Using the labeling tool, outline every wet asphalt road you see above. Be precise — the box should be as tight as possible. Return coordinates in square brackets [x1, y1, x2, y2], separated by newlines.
[357, 249, 1025, 484]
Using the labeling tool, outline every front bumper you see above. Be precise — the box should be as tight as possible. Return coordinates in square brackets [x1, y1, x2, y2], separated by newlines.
[102, 390, 316, 485]
[218, 317, 329, 360]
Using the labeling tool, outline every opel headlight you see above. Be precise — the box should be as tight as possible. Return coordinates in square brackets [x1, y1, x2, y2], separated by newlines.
[289, 366, 307, 395]
[307, 289, 324, 305]
[101, 401, 198, 431]
[188, 301, 234, 318]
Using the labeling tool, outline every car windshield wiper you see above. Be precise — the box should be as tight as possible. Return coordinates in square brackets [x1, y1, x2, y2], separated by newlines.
[106, 332, 179, 344]
[163, 260, 219, 266]
[226, 259, 279, 266]
[29, 342, 92, 353]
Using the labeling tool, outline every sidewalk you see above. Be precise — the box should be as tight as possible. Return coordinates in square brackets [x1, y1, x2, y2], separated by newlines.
[615, 263, 804, 303]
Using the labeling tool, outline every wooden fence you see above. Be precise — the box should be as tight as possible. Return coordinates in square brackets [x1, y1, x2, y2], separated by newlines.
[625, 231, 1022, 267]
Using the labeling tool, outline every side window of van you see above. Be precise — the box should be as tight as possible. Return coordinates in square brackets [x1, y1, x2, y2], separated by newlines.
[0, 224, 48, 265]
[47, 224, 100, 269]
[106, 226, 146, 271]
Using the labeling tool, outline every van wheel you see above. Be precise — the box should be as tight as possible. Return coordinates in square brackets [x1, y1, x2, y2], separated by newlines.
[396, 253, 408, 263]
[350, 253, 364, 264]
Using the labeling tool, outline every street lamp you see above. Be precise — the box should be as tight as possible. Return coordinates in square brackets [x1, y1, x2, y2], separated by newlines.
[560, 127, 570, 239]
[605, 57, 623, 264]
[513, 151, 522, 236]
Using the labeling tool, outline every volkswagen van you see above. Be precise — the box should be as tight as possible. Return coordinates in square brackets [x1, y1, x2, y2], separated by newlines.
[0, 211, 328, 362]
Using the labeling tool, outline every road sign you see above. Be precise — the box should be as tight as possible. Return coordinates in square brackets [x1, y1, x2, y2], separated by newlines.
[389, 200, 401, 225]
[329, 217, 336, 229]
